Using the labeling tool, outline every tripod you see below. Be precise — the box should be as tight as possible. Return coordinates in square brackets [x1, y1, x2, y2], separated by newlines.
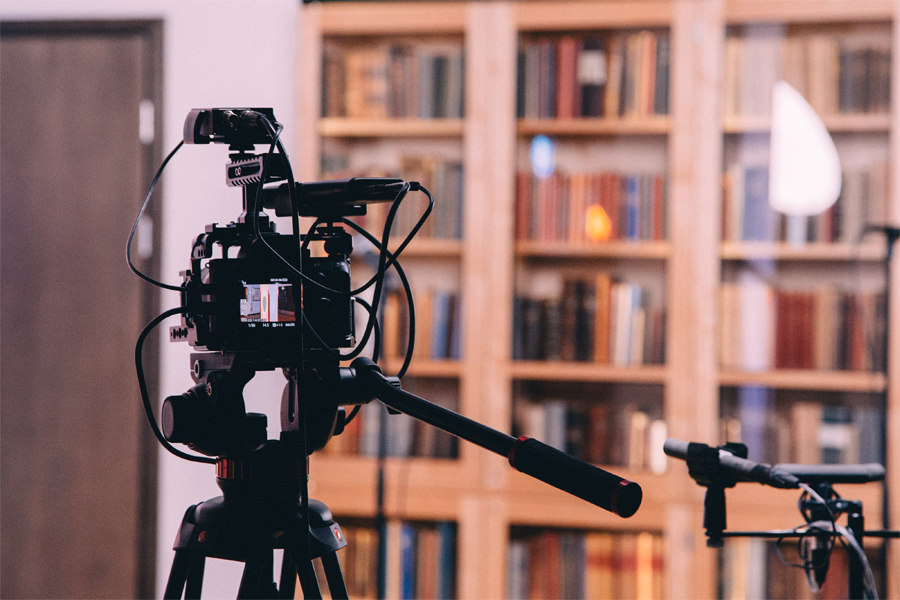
[159, 356, 645, 599]
[135, 111, 644, 600]
[163, 452, 348, 600]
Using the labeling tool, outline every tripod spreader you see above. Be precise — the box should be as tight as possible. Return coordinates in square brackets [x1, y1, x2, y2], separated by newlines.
[349, 357, 642, 518]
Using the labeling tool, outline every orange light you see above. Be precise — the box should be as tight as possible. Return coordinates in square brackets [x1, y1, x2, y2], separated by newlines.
[585, 205, 612, 241]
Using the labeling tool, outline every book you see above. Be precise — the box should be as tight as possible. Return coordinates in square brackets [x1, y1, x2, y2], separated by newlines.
[517, 30, 668, 120]
[578, 37, 607, 117]
[513, 276, 663, 367]
[724, 27, 891, 119]
[399, 523, 416, 600]
[508, 528, 664, 599]
[338, 524, 378, 599]
[508, 540, 529, 600]
[722, 271, 885, 373]
[322, 40, 464, 119]
[741, 166, 774, 242]
[429, 290, 459, 360]
[556, 36, 579, 119]
[515, 169, 667, 244]
[341, 520, 455, 600]
[585, 532, 614, 599]
[344, 44, 390, 119]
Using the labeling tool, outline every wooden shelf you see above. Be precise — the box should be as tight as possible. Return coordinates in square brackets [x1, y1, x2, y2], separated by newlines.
[724, 0, 895, 24]
[718, 368, 887, 392]
[723, 112, 891, 134]
[382, 358, 462, 378]
[309, 455, 467, 520]
[510, 361, 667, 384]
[319, 117, 464, 138]
[720, 241, 886, 261]
[518, 116, 670, 137]
[515, 1, 673, 30]
[318, 2, 467, 34]
[517, 240, 671, 259]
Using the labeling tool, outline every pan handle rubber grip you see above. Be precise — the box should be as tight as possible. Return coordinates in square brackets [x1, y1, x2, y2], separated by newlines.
[508, 436, 642, 518]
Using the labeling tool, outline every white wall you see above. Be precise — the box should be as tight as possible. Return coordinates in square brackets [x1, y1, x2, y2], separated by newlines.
[0, 1, 300, 596]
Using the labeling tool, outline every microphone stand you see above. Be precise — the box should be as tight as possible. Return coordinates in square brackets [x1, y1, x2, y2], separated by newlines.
[665, 438, 899, 599]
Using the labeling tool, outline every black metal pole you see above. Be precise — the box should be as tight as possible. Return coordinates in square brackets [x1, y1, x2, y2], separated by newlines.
[847, 509, 865, 600]
[350, 357, 642, 518]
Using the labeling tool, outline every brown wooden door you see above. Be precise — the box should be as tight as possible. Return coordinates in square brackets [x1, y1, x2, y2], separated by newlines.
[1, 21, 162, 599]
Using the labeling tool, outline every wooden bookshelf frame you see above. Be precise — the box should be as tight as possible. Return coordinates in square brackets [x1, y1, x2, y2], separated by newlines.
[298, 2, 899, 598]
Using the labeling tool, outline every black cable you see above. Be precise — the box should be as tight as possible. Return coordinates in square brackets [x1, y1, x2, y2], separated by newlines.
[127, 141, 186, 292]
[247, 114, 430, 364]
[342, 183, 416, 362]
[355, 297, 381, 364]
[341, 296, 381, 428]
[340, 184, 432, 367]
[342, 218, 417, 379]
[350, 185, 435, 297]
[135, 306, 216, 464]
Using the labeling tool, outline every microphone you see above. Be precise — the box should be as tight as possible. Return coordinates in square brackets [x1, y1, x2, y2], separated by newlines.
[664, 438, 799, 489]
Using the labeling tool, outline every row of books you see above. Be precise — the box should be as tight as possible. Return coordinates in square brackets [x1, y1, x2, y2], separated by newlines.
[508, 529, 664, 600]
[336, 521, 456, 600]
[513, 399, 667, 473]
[382, 289, 463, 362]
[724, 27, 892, 118]
[513, 276, 666, 367]
[517, 30, 670, 120]
[721, 162, 891, 244]
[720, 387, 884, 466]
[324, 390, 459, 459]
[719, 279, 886, 372]
[719, 538, 860, 600]
[323, 155, 464, 241]
[322, 41, 465, 119]
[516, 171, 668, 244]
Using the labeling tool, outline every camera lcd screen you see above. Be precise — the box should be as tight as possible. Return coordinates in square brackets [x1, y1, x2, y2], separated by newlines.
[240, 279, 296, 326]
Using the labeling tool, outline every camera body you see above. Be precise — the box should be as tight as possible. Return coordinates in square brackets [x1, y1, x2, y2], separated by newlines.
[171, 220, 355, 356]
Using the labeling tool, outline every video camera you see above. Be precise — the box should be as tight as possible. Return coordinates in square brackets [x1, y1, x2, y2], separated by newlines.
[172, 108, 404, 361]
[130, 111, 641, 593]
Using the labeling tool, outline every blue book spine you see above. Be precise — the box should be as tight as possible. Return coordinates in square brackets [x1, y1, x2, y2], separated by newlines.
[430, 291, 452, 359]
[436, 522, 456, 600]
[626, 175, 640, 240]
[400, 523, 416, 600]
[449, 294, 463, 360]
[742, 166, 773, 241]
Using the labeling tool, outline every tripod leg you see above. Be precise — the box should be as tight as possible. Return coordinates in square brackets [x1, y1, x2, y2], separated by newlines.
[163, 549, 191, 600]
[184, 554, 206, 600]
[320, 552, 349, 600]
[278, 550, 297, 599]
[237, 557, 268, 600]
[295, 559, 322, 599]
[284, 533, 323, 599]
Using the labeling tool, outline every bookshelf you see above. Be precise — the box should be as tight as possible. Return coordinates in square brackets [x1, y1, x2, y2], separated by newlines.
[298, 2, 899, 598]
[717, 2, 899, 599]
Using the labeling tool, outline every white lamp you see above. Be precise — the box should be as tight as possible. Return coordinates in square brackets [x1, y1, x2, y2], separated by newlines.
[769, 80, 842, 243]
